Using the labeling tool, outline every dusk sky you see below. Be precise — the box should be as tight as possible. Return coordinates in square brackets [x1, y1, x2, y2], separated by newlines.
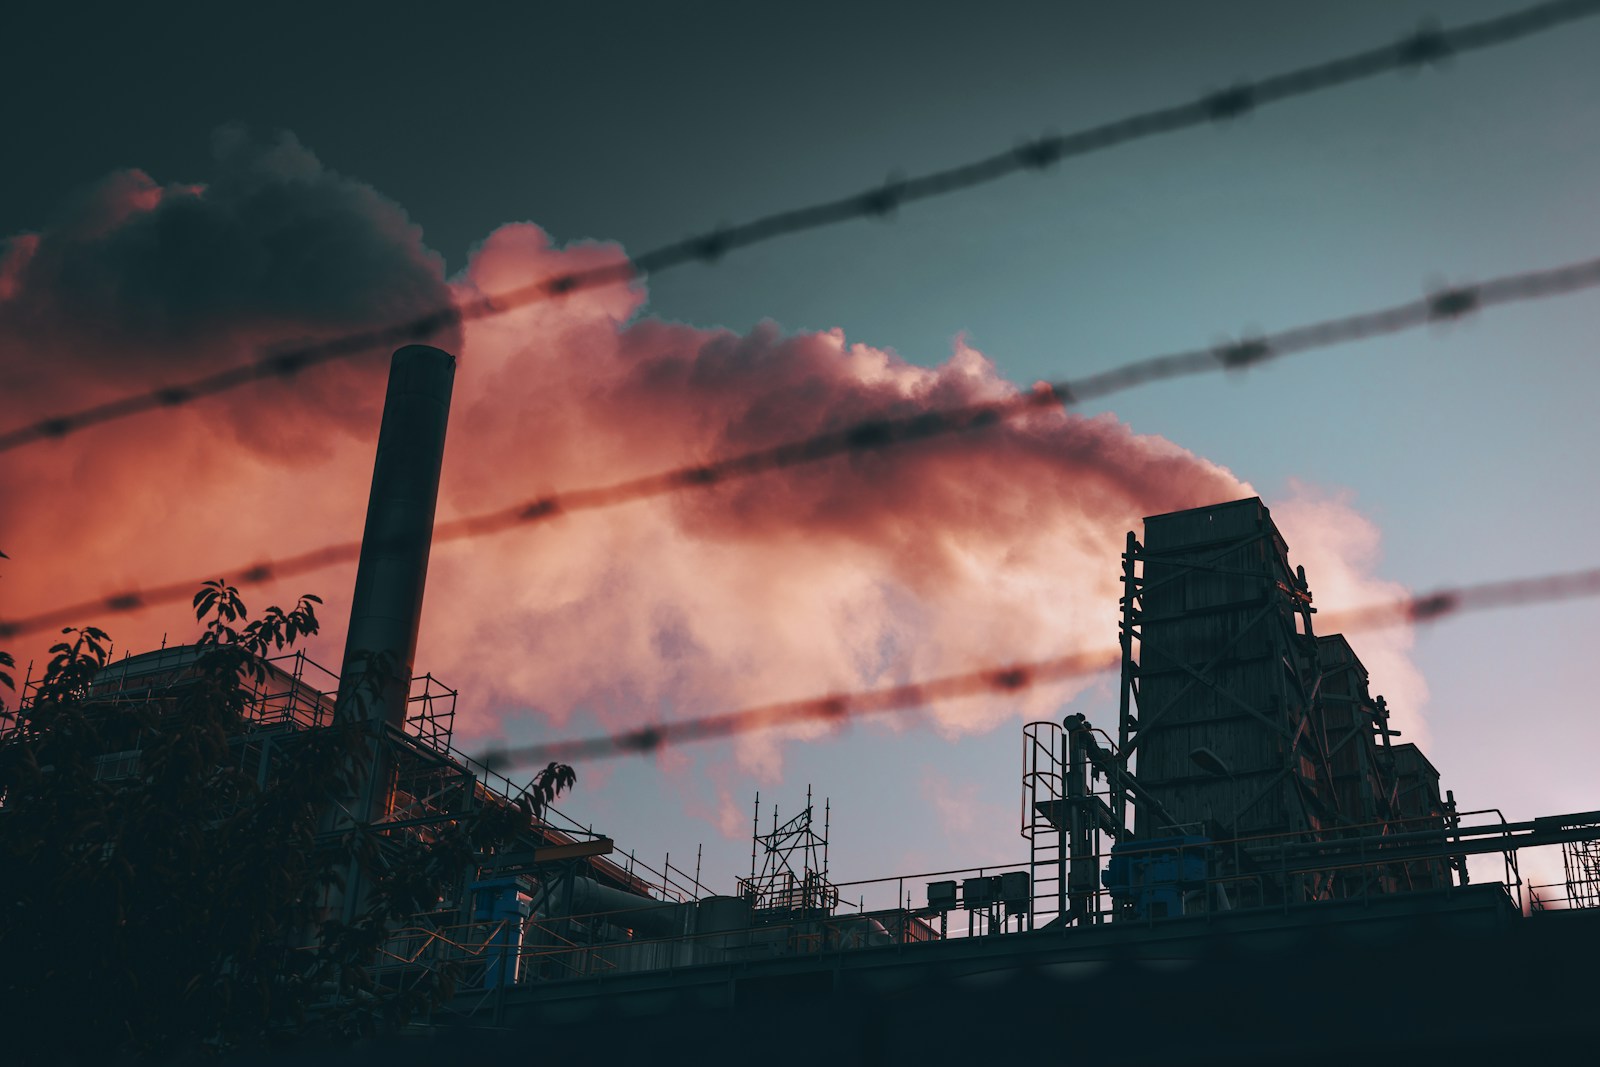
[3, 0, 1598, 902]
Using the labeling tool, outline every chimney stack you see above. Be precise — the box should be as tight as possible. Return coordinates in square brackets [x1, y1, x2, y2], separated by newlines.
[335, 344, 456, 730]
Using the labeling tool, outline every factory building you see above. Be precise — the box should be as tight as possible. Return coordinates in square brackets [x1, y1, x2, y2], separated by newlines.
[1098, 497, 1459, 913]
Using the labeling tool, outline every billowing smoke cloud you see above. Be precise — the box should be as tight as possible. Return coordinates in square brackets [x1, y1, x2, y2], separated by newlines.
[0, 130, 454, 675]
[1274, 483, 1430, 745]
[0, 137, 1425, 787]
[0, 127, 456, 447]
[427, 223, 1261, 773]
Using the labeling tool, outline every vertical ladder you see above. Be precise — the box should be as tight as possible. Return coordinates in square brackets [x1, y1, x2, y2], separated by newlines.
[1022, 721, 1065, 929]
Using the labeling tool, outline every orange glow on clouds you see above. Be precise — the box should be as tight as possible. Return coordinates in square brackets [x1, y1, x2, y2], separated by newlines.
[0, 141, 1426, 773]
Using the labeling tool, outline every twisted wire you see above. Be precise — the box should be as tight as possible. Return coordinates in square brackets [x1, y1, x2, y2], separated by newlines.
[2, 0, 1595, 454]
[4, 251, 1596, 640]
[480, 565, 1600, 766]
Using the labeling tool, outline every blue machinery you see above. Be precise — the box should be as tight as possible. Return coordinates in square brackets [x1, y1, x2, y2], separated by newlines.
[471, 875, 531, 990]
[1102, 836, 1211, 920]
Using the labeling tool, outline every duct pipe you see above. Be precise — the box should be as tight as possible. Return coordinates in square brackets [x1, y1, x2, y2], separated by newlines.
[1066, 718, 1095, 925]
[335, 344, 456, 731]
[556, 877, 689, 938]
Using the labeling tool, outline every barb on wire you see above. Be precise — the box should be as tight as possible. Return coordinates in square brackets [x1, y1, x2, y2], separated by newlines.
[483, 649, 1125, 766]
[3, 251, 1598, 641]
[1320, 567, 1600, 631]
[3, 0, 1596, 455]
[478, 565, 1600, 768]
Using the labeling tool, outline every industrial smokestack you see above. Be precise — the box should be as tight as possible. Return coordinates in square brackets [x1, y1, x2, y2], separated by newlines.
[335, 344, 456, 728]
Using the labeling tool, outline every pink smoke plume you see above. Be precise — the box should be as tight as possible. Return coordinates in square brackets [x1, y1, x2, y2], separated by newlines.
[1274, 483, 1431, 746]
[427, 223, 1260, 772]
[0, 140, 1426, 776]
[0, 130, 454, 676]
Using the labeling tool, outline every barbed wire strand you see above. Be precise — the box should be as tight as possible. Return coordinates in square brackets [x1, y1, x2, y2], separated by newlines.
[3, 251, 1598, 641]
[2, 0, 1596, 455]
[477, 565, 1600, 766]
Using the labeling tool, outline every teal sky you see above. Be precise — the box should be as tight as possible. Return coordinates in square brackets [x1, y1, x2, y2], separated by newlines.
[5, 1, 1599, 896]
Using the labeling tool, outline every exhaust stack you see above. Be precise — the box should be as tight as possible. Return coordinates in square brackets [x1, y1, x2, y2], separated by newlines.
[335, 344, 456, 729]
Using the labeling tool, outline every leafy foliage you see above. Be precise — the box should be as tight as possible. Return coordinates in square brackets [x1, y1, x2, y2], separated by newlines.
[0, 586, 573, 1062]
[518, 761, 579, 822]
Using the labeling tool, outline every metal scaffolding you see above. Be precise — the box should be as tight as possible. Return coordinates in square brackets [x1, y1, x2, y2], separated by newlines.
[738, 787, 837, 918]
[1563, 830, 1600, 908]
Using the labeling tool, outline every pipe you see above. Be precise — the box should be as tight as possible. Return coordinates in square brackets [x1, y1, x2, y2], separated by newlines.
[1066, 716, 1095, 925]
[560, 877, 690, 937]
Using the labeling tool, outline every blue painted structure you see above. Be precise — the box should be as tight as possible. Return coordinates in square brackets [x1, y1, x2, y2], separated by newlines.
[1103, 836, 1210, 919]
[471, 875, 531, 989]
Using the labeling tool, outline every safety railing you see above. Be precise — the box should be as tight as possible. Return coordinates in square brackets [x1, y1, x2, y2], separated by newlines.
[355, 801, 1600, 997]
